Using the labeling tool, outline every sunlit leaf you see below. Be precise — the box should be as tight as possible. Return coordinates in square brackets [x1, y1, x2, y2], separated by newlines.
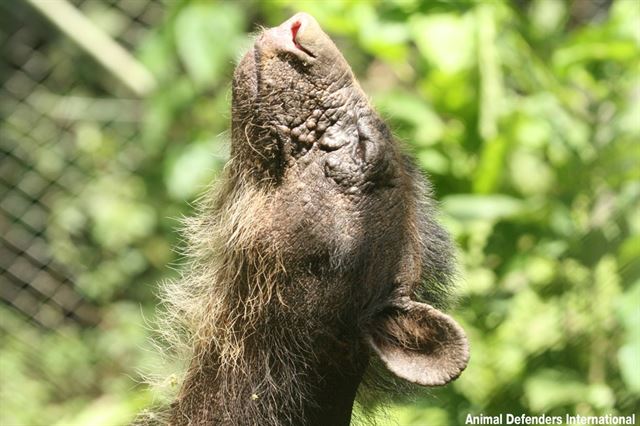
[174, 3, 245, 87]
[165, 137, 228, 201]
[524, 370, 590, 412]
[442, 194, 527, 221]
[410, 13, 475, 72]
[618, 343, 640, 394]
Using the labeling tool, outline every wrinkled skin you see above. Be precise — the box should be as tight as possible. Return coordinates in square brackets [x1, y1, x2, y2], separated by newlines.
[167, 13, 469, 426]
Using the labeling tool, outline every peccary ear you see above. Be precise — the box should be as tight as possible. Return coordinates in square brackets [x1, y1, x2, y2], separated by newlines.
[366, 299, 469, 386]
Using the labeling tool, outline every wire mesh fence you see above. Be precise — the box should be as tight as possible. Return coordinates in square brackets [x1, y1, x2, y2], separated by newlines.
[1, 0, 164, 329]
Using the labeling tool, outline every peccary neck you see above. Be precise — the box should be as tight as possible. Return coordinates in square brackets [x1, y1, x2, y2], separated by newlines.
[303, 360, 366, 426]
[170, 326, 369, 426]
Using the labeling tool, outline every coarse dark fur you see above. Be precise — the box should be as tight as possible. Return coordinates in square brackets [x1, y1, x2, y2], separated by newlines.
[147, 13, 469, 426]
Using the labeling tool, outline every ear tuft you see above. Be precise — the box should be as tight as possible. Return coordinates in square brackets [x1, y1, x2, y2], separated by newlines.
[366, 300, 469, 386]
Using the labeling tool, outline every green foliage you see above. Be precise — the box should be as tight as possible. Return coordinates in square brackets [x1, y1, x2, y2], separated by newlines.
[3, 0, 639, 424]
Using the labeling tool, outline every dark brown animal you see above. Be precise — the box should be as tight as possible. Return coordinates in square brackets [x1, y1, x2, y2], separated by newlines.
[164, 12, 469, 426]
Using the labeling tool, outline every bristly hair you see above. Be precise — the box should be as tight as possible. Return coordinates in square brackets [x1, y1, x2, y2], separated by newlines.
[149, 159, 323, 425]
[137, 149, 458, 426]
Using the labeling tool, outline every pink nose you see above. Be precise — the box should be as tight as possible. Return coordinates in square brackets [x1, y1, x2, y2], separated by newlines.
[260, 13, 318, 59]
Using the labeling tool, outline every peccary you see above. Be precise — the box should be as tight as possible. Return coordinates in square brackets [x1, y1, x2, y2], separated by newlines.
[164, 12, 469, 426]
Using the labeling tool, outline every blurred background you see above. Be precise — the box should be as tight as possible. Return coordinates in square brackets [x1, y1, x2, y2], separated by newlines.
[1, 0, 638, 424]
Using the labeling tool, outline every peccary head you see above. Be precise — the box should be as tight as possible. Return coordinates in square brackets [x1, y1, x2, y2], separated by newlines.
[231, 11, 468, 384]
[232, 13, 393, 186]
[168, 12, 469, 426]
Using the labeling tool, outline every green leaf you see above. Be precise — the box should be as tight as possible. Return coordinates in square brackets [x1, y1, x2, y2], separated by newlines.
[617, 281, 640, 393]
[174, 3, 245, 87]
[476, 3, 504, 141]
[165, 137, 228, 201]
[473, 135, 508, 194]
[618, 342, 640, 393]
[410, 13, 475, 72]
[529, 0, 567, 38]
[416, 149, 449, 174]
[374, 90, 445, 146]
[554, 41, 638, 71]
[524, 370, 590, 412]
[509, 148, 555, 196]
[442, 194, 527, 221]
[354, 4, 410, 62]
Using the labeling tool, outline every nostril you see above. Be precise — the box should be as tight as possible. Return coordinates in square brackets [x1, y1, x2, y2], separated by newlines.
[291, 21, 303, 50]
[291, 20, 316, 58]
[291, 21, 301, 42]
